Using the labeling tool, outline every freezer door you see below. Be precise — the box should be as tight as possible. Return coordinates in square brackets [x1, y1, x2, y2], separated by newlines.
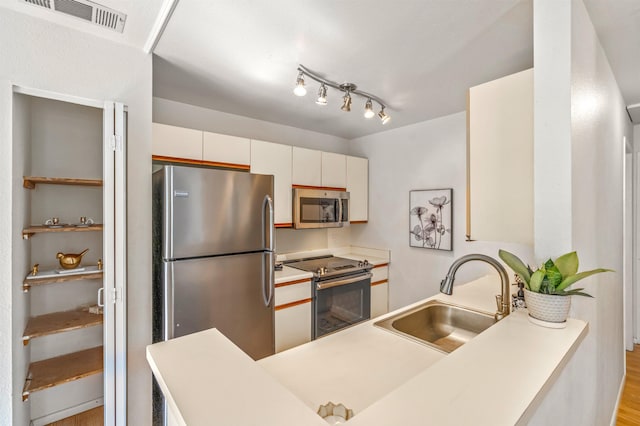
[167, 252, 275, 360]
[163, 165, 274, 259]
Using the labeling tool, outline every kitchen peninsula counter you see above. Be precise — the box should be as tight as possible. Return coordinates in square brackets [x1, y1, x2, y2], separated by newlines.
[147, 276, 588, 426]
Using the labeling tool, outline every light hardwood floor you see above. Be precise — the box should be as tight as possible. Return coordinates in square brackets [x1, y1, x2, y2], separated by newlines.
[46, 406, 103, 426]
[617, 345, 640, 425]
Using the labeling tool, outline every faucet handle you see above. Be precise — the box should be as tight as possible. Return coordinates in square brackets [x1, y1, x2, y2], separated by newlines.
[495, 294, 503, 312]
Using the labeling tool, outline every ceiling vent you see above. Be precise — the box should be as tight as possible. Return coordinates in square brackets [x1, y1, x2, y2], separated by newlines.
[22, 0, 127, 33]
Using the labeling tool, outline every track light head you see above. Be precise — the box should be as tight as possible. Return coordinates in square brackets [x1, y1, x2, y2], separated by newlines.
[341, 92, 352, 112]
[378, 107, 391, 125]
[316, 84, 328, 105]
[364, 98, 375, 118]
[293, 71, 307, 96]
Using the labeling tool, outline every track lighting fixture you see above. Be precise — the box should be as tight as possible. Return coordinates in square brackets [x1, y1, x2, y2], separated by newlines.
[378, 107, 391, 125]
[364, 98, 375, 118]
[293, 64, 391, 124]
[316, 84, 328, 105]
[293, 71, 306, 96]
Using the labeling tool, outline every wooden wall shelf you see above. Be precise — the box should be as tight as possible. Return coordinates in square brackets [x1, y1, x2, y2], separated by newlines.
[22, 346, 103, 401]
[23, 270, 103, 292]
[23, 309, 103, 345]
[22, 224, 103, 239]
[23, 176, 103, 189]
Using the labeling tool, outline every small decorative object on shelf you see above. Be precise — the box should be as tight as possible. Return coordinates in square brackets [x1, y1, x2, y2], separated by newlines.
[97, 258, 103, 270]
[31, 264, 39, 277]
[56, 248, 89, 270]
[499, 249, 613, 328]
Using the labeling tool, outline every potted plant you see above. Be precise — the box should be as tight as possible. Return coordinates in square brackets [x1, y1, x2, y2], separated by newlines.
[498, 249, 612, 327]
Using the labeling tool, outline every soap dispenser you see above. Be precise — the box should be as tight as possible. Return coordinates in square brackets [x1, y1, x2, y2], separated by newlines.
[511, 275, 526, 309]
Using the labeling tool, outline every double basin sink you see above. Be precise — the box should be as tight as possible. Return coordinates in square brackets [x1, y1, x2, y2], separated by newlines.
[374, 300, 497, 353]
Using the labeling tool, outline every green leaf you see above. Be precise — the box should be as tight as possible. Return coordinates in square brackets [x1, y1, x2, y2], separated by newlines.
[554, 251, 579, 278]
[498, 250, 531, 285]
[555, 268, 613, 292]
[530, 270, 545, 292]
[544, 259, 555, 269]
[546, 267, 563, 288]
[558, 288, 594, 298]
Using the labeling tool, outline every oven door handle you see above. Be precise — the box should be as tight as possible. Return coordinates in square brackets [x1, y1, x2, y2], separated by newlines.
[316, 272, 373, 290]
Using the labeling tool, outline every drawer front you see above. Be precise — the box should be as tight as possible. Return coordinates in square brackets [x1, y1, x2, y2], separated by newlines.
[275, 280, 312, 306]
[371, 265, 389, 284]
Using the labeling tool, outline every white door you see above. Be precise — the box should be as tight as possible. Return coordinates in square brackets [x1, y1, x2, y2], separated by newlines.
[103, 101, 128, 425]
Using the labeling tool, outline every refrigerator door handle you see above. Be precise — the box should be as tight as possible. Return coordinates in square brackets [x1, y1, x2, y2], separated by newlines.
[164, 262, 174, 340]
[262, 194, 274, 251]
[262, 251, 275, 307]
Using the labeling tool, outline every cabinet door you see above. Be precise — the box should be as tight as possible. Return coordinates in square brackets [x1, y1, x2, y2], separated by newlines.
[467, 69, 533, 245]
[371, 266, 389, 318]
[371, 282, 389, 318]
[275, 302, 312, 352]
[202, 131, 250, 167]
[346, 156, 368, 222]
[292, 147, 322, 186]
[321, 152, 346, 189]
[152, 123, 202, 160]
[250, 140, 293, 225]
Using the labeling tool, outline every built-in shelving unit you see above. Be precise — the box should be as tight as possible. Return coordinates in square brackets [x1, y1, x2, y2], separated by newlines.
[22, 309, 103, 345]
[23, 176, 103, 189]
[22, 346, 103, 401]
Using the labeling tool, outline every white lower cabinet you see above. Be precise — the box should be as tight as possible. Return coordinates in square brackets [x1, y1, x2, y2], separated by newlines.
[370, 265, 389, 318]
[274, 280, 312, 353]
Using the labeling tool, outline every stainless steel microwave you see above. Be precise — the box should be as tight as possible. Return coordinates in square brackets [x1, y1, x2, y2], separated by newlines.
[293, 188, 349, 229]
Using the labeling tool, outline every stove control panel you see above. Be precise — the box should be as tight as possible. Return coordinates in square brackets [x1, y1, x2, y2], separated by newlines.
[357, 260, 370, 268]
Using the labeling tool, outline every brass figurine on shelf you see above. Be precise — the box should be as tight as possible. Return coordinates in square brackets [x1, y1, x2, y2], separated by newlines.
[97, 258, 103, 270]
[56, 248, 89, 270]
[31, 264, 39, 276]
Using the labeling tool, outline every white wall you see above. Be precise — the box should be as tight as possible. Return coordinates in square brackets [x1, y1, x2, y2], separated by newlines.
[0, 9, 152, 425]
[153, 97, 350, 154]
[349, 112, 533, 310]
[527, 1, 631, 424]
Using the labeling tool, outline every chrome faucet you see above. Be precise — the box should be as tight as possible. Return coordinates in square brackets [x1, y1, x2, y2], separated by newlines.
[440, 254, 510, 321]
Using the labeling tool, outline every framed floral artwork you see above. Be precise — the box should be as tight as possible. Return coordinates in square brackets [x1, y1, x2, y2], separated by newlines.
[409, 188, 453, 251]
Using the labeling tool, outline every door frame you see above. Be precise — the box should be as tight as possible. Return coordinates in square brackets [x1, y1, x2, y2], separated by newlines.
[13, 85, 128, 425]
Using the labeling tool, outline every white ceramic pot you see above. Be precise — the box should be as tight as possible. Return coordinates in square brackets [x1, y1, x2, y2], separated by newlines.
[524, 288, 571, 324]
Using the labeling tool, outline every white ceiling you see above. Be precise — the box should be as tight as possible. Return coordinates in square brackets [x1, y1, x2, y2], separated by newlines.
[153, 0, 534, 139]
[0, 0, 164, 50]
[4, 1, 639, 136]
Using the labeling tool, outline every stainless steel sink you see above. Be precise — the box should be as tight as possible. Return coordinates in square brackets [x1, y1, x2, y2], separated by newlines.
[374, 300, 497, 353]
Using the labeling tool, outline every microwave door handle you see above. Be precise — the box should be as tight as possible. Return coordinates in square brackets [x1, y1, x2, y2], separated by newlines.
[338, 198, 343, 226]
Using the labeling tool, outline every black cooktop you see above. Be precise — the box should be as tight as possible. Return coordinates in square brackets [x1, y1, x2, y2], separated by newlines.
[286, 255, 370, 279]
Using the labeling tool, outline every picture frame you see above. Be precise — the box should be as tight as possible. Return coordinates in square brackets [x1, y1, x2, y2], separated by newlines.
[409, 188, 453, 251]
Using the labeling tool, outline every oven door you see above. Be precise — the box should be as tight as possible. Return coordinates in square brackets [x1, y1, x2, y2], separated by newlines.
[293, 188, 350, 229]
[313, 272, 372, 339]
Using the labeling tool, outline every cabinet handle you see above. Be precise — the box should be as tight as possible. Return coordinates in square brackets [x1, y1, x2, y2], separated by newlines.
[97, 287, 104, 307]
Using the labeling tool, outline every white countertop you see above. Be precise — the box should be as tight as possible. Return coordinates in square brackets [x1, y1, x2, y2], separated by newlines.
[147, 275, 588, 425]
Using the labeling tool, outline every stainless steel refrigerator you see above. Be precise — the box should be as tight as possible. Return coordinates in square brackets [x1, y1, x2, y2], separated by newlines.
[152, 165, 276, 424]
[152, 164, 275, 356]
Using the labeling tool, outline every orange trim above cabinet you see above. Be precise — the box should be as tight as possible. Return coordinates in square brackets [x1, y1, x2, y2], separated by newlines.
[371, 279, 388, 287]
[372, 263, 389, 269]
[275, 223, 293, 228]
[152, 155, 250, 171]
[275, 298, 312, 311]
[292, 184, 347, 192]
[275, 278, 311, 288]
[350, 220, 368, 225]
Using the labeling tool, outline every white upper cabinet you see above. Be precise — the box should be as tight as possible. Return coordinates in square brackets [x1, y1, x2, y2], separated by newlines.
[321, 152, 347, 189]
[152, 123, 202, 160]
[467, 68, 533, 245]
[250, 140, 293, 225]
[346, 156, 368, 222]
[292, 147, 322, 187]
[203, 131, 250, 167]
